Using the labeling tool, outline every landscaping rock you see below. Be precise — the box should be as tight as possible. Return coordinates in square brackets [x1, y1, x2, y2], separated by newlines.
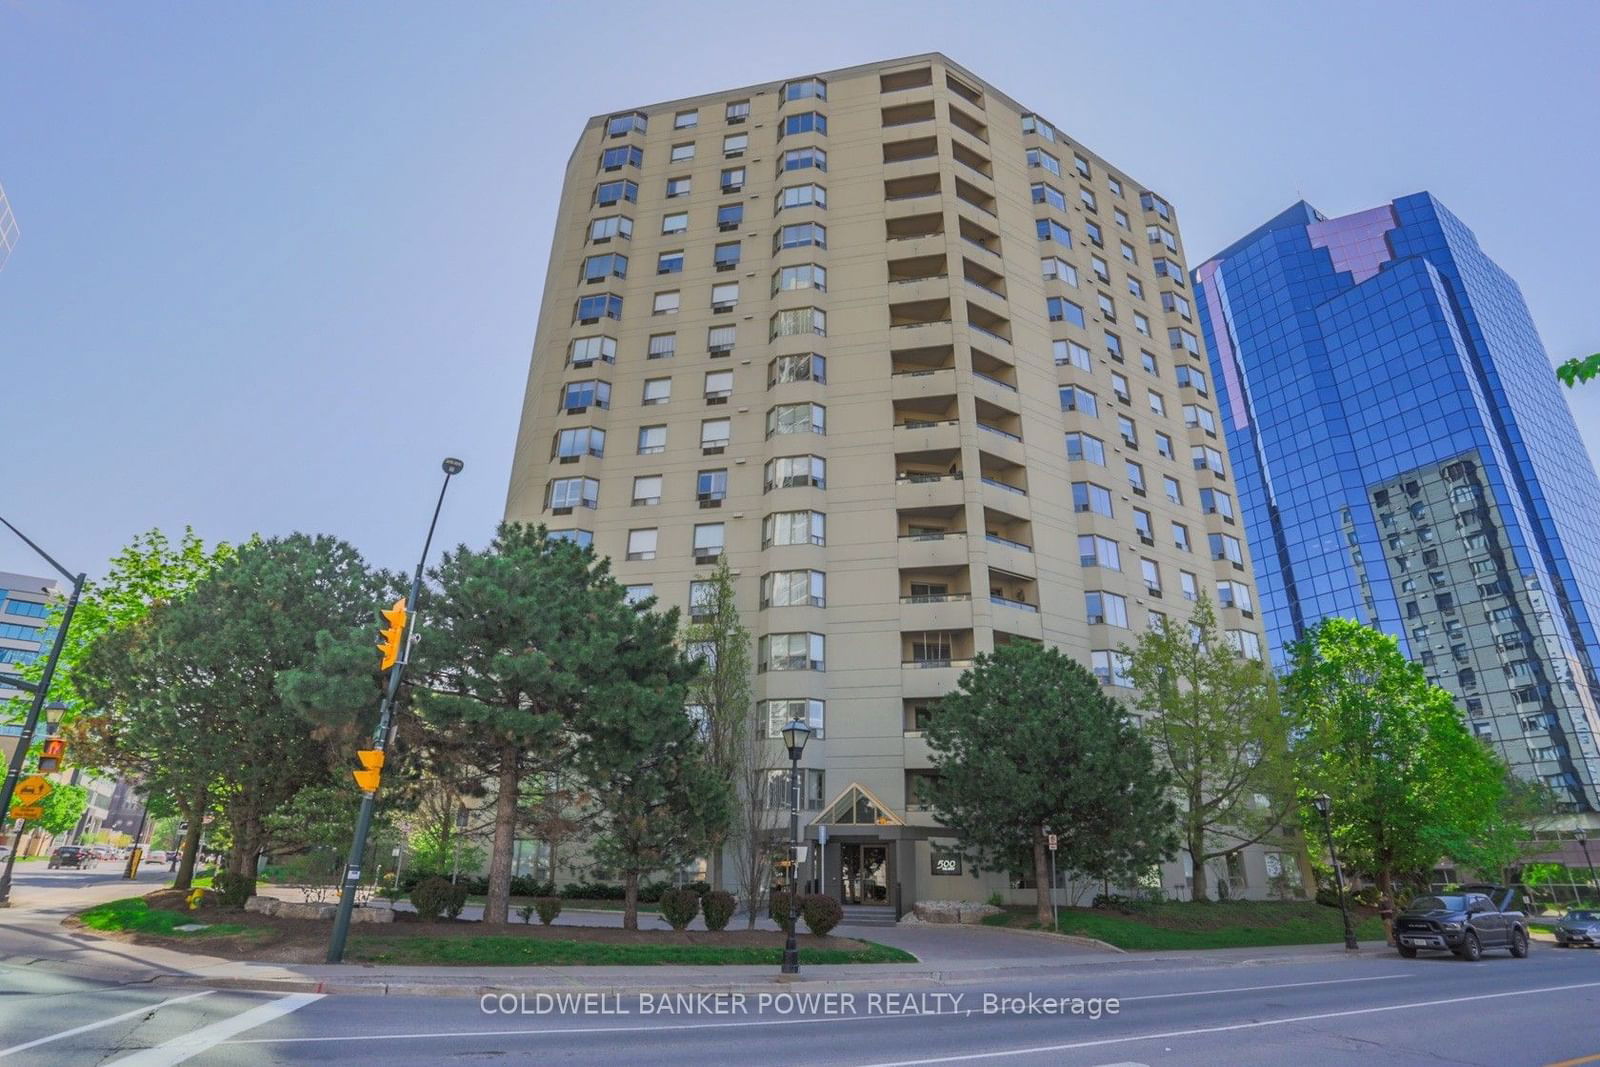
[912, 900, 1001, 924]
[352, 906, 395, 923]
[243, 895, 281, 916]
[275, 901, 337, 921]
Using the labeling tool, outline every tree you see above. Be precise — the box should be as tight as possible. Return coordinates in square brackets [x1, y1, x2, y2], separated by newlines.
[1556, 353, 1600, 388]
[410, 523, 632, 925]
[681, 558, 754, 893]
[1286, 618, 1520, 937]
[1123, 598, 1296, 901]
[574, 600, 732, 929]
[924, 643, 1177, 926]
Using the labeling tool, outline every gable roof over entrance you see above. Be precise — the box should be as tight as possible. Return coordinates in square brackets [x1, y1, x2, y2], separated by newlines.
[810, 782, 905, 827]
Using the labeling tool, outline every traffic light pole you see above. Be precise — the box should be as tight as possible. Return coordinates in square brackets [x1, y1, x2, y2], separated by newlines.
[0, 513, 84, 907]
[327, 460, 461, 963]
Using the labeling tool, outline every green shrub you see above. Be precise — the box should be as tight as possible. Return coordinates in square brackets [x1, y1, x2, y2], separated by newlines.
[769, 893, 796, 932]
[410, 876, 457, 921]
[660, 888, 701, 931]
[517, 903, 536, 924]
[686, 880, 712, 898]
[444, 882, 469, 919]
[986, 891, 1006, 908]
[212, 872, 253, 908]
[534, 897, 563, 925]
[800, 893, 843, 937]
[702, 890, 736, 932]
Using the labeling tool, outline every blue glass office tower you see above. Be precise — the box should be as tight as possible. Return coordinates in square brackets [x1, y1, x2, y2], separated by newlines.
[1195, 193, 1600, 819]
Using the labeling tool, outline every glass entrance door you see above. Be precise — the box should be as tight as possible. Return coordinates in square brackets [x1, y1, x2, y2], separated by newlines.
[839, 843, 890, 905]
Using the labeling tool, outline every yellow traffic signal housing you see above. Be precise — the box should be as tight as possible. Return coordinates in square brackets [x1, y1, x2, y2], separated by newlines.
[376, 598, 407, 670]
[39, 738, 67, 774]
[352, 749, 385, 792]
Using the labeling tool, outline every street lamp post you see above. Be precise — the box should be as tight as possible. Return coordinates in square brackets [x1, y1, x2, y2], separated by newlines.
[1576, 831, 1598, 901]
[779, 718, 811, 975]
[0, 702, 65, 896]
[327, 458, 463, 964]
[0, 514, 85, 908]
[1313, 793, 1360, 951]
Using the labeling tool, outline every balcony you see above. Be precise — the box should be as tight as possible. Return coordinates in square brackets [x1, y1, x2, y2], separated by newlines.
[966, 302, 1012, 345]
[882, 100, 936, 129]
[883, 135, 939, 167]
[895, 469, 965, 510]
[884, 172, 942, 207]
[887, 212, 945, 243]
[957, 216, 1000, 258]
[879, 66, 933, 94]
[894, 417, 961, 452]
[953, 176, 996, 217]
[949, 140, 992, 180]
[897, 527, 969, 569]
[962, 257, 1007, 301]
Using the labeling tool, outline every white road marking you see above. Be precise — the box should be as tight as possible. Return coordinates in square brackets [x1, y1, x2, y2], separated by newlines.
[220, 972, 1412, 1046]
[0, 991, 214, 1058]
[106, 992, 324, 1065]
[853, 980, 1600, 1065]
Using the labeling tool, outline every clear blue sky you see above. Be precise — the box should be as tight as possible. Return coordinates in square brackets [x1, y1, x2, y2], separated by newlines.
[4, 1, 1598, 580]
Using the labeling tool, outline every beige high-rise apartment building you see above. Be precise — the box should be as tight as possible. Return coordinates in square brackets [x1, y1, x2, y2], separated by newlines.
[506, 53, 1278, 910]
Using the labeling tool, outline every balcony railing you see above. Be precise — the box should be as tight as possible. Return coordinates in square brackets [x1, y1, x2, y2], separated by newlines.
[898, 417, 960, 430]
[904, 657, 976, 669]
[979, 475, 1026, 495]
[964, 278, 1005, 300]
[891, 318, 953, 330]
[899, 531, 966, 542]
[977, 422, 1021, 442]
[984, 532, 1032, 553]
[968, 322, 1011, 344]
[959, 236, 1000, 257]
[990, 595, 1038, 613]
[899, 593, 973, 604]
[971, 370, 1016, 392]
[897, 472, 962, 484]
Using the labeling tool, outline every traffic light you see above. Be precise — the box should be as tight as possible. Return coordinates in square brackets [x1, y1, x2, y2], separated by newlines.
[376, 598, 407, 670]
[38, 738, 67, 774]
[352, 749, 385, 793]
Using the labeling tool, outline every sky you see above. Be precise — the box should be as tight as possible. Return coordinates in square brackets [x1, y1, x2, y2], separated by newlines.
[3, 1, 1598, 583]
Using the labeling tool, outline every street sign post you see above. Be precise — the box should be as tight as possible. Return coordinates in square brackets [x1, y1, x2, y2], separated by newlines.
[1046, 832, 1059, 932]
[14, 776, 51, 805]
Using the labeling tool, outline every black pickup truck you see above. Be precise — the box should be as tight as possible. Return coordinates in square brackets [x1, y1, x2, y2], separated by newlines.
[1392, 884, 1529, 961]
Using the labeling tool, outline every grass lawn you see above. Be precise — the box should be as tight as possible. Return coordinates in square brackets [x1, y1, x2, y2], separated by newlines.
[347, 936, 915, 967]
[982, 899, 1385, 950]
[77, 897, 254, 939]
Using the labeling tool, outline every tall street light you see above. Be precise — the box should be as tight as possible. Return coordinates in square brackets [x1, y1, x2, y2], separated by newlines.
[0, 513, 86, 909]
[1576, 830, 1598, 900]
[1313, 793, 1360, 951]
[780, 718, 811, 975]
[327, 458, 463, 963]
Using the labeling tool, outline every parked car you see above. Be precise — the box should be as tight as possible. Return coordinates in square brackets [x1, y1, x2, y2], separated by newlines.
[92, 846, 117, 861]
[48, 845, 97, 870]
[1393, 885, 1529, 960]
[1553, 908, 1600, 948]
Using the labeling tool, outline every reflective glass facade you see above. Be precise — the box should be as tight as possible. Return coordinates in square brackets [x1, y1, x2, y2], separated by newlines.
[1196, 193, 1600, 816]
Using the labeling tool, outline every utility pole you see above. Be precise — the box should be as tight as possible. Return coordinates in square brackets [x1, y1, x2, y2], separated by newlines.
[327, 458, 462, 963]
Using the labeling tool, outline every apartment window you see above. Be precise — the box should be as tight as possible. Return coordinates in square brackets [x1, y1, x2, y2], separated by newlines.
[1110, 372, 1130, 404]
[568, 335, 616, 367]
[661, 212, 688, 234]
[1134, 313, 1151, 337]
[764, 510, 825, 547]
[1059, 385, 1098, 415]
[624, 583, 654, 605]
[1072, 482, 1114, 517]
[674, 109, 698, 129]
[1162, 291, 1193, 319]
[767, 402, 825, 437]
[1172, 522, 1191, 552]
[1141, 191, 1172, 219]
[775, 222, 827, 250]
[1210, 533, 1244, 565]
[777, 183, 826, 211]
[1193, 445, 1225, 475]
[1036, 218, 1072, 246]
[1200, 487, 1234, 519]
[1227, 630, 1263, 660]
[708, 324, 737, 356]
[722, 132, 748, 157]
[781, 146, 827, 172]
[783, 77, 827, 101]
[574, 293, 622, 323]
[700, 371, 733, 405]
[770, 306, 826, 339]
[726, 99, 750, 123]
[595, 179, 638, 206]
[1021, 113, 1055, 140]
[637, 425, 667, 454]
[1180, 570, 1198, 601]
[1098, 293, 1117, 321]
[546, 476, 599, 511]
[692, 522, 725, 562]
[1114, 207, 1131, 230]
[1126, 460, 1146, 494]
[1184, 404, 1217, 434]
[1042, 257, 1078, 286]
[1026, 147, 1061, 175]
[631, 475, 662, 506]
[666, 176, 692, 198]
[1085, 220, 1104, 247]
[1155, 431, 1174, 459]
[1086, 591, 1130, 628]
[548, 529, 593, 549]
[1047, 297, 1086, 327]
[559, 379, 610, 412]
[780, 111, 827, 138]
[1163, 476, 1182, 505]
[656, 250, 685, 275]
[1148, 224, 1178, 251]
[701, 418, 731, 451]
[647, 333, 676, 360]
[1133, 508, 1154, 544]
[1139, 559, 1163, 596]
[1079, 534, 1121, 570]
[626, 528, 657, 561]
[1074, 154, 1091, 178]
[552, 426, 605, 461]
[1153, 258, 1186, 286]
[764, 699, 825, 740]
[670, 142, 695, 163]
[1031, 183, 1067, 211]
[696, 468, 729, 504]
[773, 263, 826, 293]
[1175, 365, 1208, 395]
[1141, 350, 1158, 375]
[721, 166, 746, 193]
[588, 215, 633, 242]
[717, 202, 744, 231]
[762, 569, 825, 608]
[713, 241, 742, 270]
[759, 632, 825, 672]
[1054, 339, 1092, 370]
[768, 352, 826, 387]
[601, 146, 643, 171]
[1065, 432, 1106, 465]
[606, 111, 646, 137]
[1091, 650, 1132, 687]
[1092, 255, 1110, 282]
[1127, 275, 1143, 299]
[1117, 415, 1138, 448]
[653, 290, 681, 315]
[1217, 581, 1253, 614]
[1147, 391, 1166, 417]
[711, 282, 740, 312]
[764, 454, 825, 491]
